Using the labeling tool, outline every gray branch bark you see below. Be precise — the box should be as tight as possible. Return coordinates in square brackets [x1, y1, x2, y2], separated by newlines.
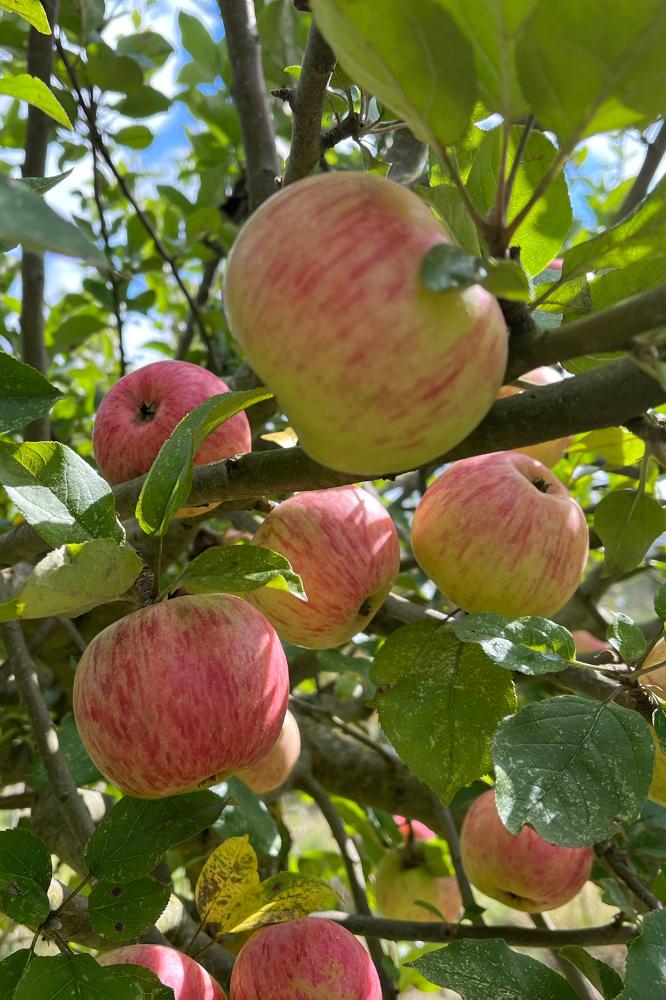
[283, 21, 336, 185]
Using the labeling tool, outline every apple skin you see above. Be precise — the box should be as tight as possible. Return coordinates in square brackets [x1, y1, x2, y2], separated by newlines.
[636, 638, 666, 805]
[460, 789, 594, 912]
[223, 171, 508, 475]
[73, 595, 289, 798]
[573, 630, 611, 655]
[246, 486, 400, 648]
[374, 847, 462, 922]
[229, 917, 381, 999]
[496, 367, 572, 468]
[235, 709, 301, 794]
[394, 815, 436, 842]
[411, 451, 589, 618]
[99, 944, 226, 999]
[92, 360, 251, 515]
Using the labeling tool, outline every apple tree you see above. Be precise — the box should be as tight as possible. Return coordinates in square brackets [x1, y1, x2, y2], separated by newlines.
[0, 0, 666, 997]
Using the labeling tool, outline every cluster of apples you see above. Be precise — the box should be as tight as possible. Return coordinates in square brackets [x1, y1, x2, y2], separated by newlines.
[79, 171, 596, 997]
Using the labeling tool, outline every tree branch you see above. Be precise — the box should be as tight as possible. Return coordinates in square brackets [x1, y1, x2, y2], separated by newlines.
[298, 771, 397, 1000]
[596, 840, 664, 912]
[509, 283, 666, 377]
[312, 910, 638, 947]
[617, 120, 666, 221]
[217, 0, 280, 209]
[91, 142, 126, 377]
[531, 912, 601, 1000]
[20, 0, 60, 442]
[175, 253, 224, 361]
[283, 21, 336, 185]
[1, 621, 95, 853]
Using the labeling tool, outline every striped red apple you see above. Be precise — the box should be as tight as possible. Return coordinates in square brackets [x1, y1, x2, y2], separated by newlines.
[99, 944, 226, 999]
[496, 366, 572, 467]
[223, 171, 508, 475]
[73, 595, 289, 798]
[235, 709, 301, 794]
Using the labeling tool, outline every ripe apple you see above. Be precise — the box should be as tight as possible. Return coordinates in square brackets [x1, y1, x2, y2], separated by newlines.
[93, 360, 251, 515]
[496, 367, 572, 467]
[374, 845, 462, 922]
[229, 917, 381, 999]
[573, 630, 611, 655]
[99, 944, 226, 999]
[460, 789, 594, 912]
[411, 451, 589, 618]
[73, 595, 289, 798]
[223, 171, 508, 475]
[635, 638, 666, 805]
[394, 814, 436, 842]
[235, 709, 301, 794]
[246, 486, 400, 648]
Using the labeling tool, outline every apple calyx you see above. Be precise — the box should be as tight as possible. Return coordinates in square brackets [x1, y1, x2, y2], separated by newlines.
[138, 400, 157, 422]
[531, 476, 551, 494]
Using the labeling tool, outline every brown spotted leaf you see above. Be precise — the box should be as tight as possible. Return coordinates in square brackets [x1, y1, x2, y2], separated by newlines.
[223, 872, 339, 936]
[195, 834, 259, 935]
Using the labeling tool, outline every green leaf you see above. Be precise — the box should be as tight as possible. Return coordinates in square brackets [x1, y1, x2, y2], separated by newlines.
[170, 545, 303, 597]
[0, 351, 61, 432]
[86, 42, 143, 94]
[0, 0, 50, 32]
[453, 612, 575, 675]
[420, 245, 531, 300]
[417, 183, 481, 256]
[117, 31, 174, 68]
[0, 540, 142, 622]
[0, 950, 31, 993]
[85, 791, 225, 881]
[215, 777, 282, 859]
[88, 877, 171, 941]
[517, 0, 666, 141]
[114, 85, 171, 118]
[467, 126, 572, 277]
[0, 828, 51, 926]
[311, 0, 476, 146]
[29, 712, 101, 789]
[0, 173, 105, 264]
[434, 1, 534, 120]
[491, 694, 655, 846]
[135, 387, 273, 537]
[18, 170, 73, 196]
[0, 74, 71, 127]
[179, 11, 223, 81]
[13, 953, 175, 1000]
[115, 125, 154, 149]
[654, 585, 666, 621]
[557, 946, 623, 999]
[371, 622, 517, 804]
[594, 489, 665, 577]
[562, 177, 666, 279]
[607, 613, 647, 665]
[0, 441, 124, 547]
[623, 909, 666, 999]
[411, 938, 578, 998]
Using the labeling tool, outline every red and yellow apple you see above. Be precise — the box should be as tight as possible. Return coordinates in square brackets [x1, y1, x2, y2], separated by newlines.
[374, 846, 461, 922]
[573, 630, 611, 655]
[246, 486, 400, 648]
[93, 360, 251, 514]
[229, 917, 381, 999]
[411, 451, 589, 618]
[460, 789, 594, 912]
[223, 171, 508, 475]
[73, 595, 289, 798]
[497, 367, 571, 468]
[99, 944, 226, 999]
[235, 709, 301, 794]
[394, 815, 436, 842]
[636, 638, 666, 806]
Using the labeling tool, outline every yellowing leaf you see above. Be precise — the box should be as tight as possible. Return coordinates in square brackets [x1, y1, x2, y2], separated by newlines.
[195, 835, 259, 934]
[225, 872, 339, 936]
[0, 75, 71, 127]
[0, 0, 50, 33]
[260, 427, 299, 448]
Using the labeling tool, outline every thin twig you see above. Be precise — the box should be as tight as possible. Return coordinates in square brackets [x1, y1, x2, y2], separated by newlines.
[175, 253, 224, 361]
[435, 141, 489, 238]
[0, 791, 34, 810]
[531, 912, 600, 1000]
[617, 120, 666, 221]
[299, 771, 398, 1000]
[283, 20, 336, 185]
[91, 140, 126, 377]
[427, 801, 480, 923]
[1, 621, 95, 849]
[291, 695, 397, 765]
[596, 840, 663, 911]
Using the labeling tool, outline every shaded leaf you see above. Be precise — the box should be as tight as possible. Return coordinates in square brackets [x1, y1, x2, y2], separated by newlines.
[594, 489, 665, 577]
[557, 946, 623, 999]
[214, 777, 282, 859]
[607, 614, 647, 665]
[453, 612, 575, 675]
[85, 791, 225, 881]
[421, 245, 531, 300]
[491, 694, 655, 846]
[13, 953, 174, 999]
[0, 440, 124, 547]
[0, 828, 51, 926]
[88, 877, 171, 941]
[0, 950, 31, 993]
[171, 545, 303, 597]
[623, 909, 666, 999]
[371, 622, 517, 804]
[0, 351, 61, 433]
[136, 387, 273, 537]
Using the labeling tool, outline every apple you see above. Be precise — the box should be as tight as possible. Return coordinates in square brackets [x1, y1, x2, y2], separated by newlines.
[223, 171, 508, 475]
[235, 709, 301, 794]
[573, 630, 611, 655]
[246, 486, 400, 648]
[374, 845, 461, 922]
[229, 917, 381, 999]
[496, 367, 572, 467]
[460, 789, 594, 912]
[93, 360, 251, 515]
[411, 451, 589, 618]
[394, 814, 436, 842]
[73, 595, 289, 798]
[99, 944, 226, 999]
[635, 638, 666, 805]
